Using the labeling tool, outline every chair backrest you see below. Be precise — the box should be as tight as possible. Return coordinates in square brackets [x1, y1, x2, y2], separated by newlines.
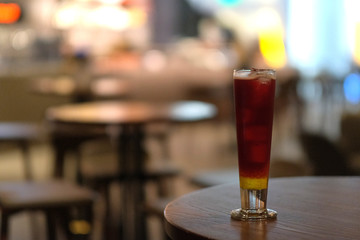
[299, 132, 352, 176]
[340, 113, 360, 154]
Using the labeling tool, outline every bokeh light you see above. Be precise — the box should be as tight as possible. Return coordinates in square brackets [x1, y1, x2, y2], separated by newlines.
[353, 23, 360, 65]
[344, 73, 360, 104]
[53, 2, 140, 30]
[256, 8, 287, 68]
[0, 3, 21, 24]
[217, 0, 244, 7]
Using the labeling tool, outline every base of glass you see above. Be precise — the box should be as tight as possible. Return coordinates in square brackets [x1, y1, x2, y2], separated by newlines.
[230, 208, 277, 221]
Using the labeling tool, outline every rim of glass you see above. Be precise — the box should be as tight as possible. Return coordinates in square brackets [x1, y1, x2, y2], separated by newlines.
[233, 68, 276, 78]
[233, 68, 276, 73]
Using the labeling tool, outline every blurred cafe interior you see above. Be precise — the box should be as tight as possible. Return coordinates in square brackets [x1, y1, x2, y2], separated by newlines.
[1, 0, 360, 239]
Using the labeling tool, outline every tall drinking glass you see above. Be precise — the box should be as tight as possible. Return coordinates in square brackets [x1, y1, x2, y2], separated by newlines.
[231, 68, 277, 221]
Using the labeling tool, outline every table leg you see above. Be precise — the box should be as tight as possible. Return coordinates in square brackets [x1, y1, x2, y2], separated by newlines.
[132, 125, 147, 240]
[51, 137, 67, 179]
[116, 125, 129, 240]
[115, 124, 147, 240]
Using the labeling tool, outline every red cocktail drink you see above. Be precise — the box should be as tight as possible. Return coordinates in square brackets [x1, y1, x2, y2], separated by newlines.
[231, 68, 277, 221]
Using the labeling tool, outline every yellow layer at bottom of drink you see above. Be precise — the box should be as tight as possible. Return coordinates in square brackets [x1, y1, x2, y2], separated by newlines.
[240, 176, 268, 190]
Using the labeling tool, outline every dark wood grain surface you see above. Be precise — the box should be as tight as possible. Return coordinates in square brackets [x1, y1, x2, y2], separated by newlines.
[164, 177, 360, 240]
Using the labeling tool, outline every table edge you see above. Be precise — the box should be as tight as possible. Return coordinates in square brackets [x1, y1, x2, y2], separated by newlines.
[164, 176, 360, 240]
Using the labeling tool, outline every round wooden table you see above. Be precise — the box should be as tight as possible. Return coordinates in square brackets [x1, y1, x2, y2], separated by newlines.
[165, 176, 360, 240]
[46, 100, 217, 240]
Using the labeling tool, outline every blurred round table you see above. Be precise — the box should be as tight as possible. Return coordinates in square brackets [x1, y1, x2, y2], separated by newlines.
[164, 176, 360, 240]
[46, 100, 217, 240]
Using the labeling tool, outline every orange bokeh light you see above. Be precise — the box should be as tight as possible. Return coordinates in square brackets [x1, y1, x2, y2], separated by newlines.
[0, 3, 21, 24]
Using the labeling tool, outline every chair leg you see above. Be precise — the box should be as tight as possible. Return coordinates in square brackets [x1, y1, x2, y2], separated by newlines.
[83, 204, 94, 240]
[19, 140, 32, 180]
[45, 210, 57, 240]
[51, 138, 67, 179]
[1, 211, 9, 240]
[28, 212, 41, 240]
[102, 184, 113, 240]
[74, 149, 84, 185]
[58, 208, 73, 240]
[64, 205, 93, 240]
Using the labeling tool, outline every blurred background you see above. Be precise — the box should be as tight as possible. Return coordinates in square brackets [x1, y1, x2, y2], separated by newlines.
[2, 0, 360, 130]
[1, 0, 360, 239]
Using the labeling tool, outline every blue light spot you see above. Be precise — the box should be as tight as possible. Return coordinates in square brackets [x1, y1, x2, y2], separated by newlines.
[344, 73, 360, 104]
[217, 0, 243, 7]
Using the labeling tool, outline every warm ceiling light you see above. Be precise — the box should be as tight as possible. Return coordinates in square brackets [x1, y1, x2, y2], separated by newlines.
[53, 3, 80, 29]
[98, 0, 125, 4]
[353, 23, 360, 66]
[256, 8, 287, 68]
[0, 3, 21, 24]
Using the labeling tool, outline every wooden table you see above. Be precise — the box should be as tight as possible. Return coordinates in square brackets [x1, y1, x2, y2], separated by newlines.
[164, 176, 360, 240]
[46, 100, 217, 240]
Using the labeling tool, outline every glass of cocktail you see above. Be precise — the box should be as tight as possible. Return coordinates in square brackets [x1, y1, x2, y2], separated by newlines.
[230, 68, 277, 221]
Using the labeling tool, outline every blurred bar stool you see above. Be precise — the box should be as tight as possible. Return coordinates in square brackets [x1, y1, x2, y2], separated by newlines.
[0, 180, 96, 240]
[48, 120, 181, 240]
[46, 100, 217, 240]
[0, 123, 97, 239]
[0, 122, 42, 180]
[48, 122, 108, 182]
[77, 133, 180, 240]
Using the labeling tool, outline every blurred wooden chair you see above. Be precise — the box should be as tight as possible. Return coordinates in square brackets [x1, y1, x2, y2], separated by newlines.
[48, 122, 180, 240]
[299, 131, 355, 176]
[48, 122, 107, 182]
[339, 113, 360, 155]
[0, 180, 96, 240]
[80, 145, 180, 240]
[339, 113, 360, 172]
[0, 122, 42, 180]
[0, 122, 98, 239]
